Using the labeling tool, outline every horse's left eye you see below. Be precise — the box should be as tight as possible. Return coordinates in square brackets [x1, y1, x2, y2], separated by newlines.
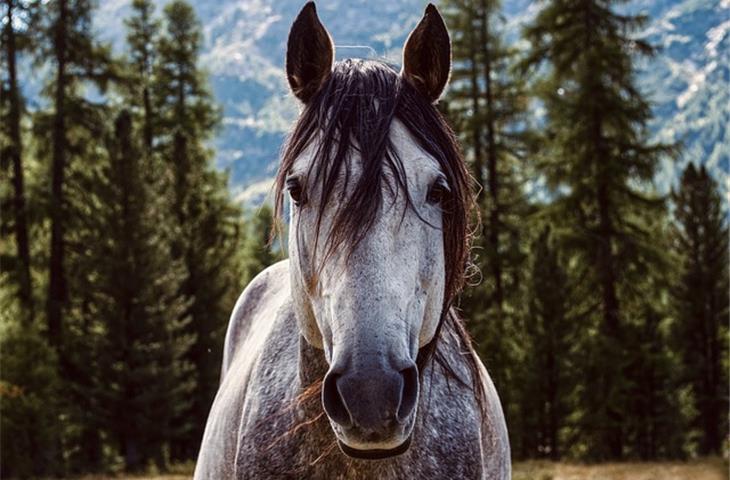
[286, 177, 306, 206]
[426, 179, 449, 205]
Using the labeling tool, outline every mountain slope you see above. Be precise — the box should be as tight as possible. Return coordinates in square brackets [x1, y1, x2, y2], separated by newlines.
[90, 0, 728, 197]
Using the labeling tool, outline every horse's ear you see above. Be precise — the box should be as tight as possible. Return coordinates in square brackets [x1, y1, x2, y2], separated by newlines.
[286, 2, 334, 103]
[401, 4, 451, 103]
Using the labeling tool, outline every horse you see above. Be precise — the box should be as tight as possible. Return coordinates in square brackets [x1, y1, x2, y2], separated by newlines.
[194, 3, 510, 478]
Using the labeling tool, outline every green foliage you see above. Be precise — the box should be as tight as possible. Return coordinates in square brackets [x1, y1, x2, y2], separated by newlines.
[520, 0, 675, 460]
[518, 227, 574, 459]
[150, 0, 243, 459]
[671, 163, 729, 455]
[122, 0, 161, 151]
[86, 110, 195, 471]
[442, 0, 533, 449]
[241, 204, 281, 287]
[0, 314, 61, 477]
[1, 0, 42, 323]
[1, 0, 247, 474]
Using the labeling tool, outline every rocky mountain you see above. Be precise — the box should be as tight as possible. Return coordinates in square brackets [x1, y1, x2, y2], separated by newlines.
[90, 0, 728, 199]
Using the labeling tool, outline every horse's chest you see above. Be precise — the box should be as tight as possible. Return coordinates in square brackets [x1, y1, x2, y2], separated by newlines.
[234, 412, 483, 480]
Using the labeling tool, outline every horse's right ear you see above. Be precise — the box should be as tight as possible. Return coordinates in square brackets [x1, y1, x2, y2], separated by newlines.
[286, 2, 334, 103]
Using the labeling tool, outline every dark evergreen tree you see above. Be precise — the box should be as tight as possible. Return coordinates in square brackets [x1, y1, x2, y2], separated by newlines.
[39, 0, 115, 351]
[520, 226, 573, 459]
[88, 111, 194, 472]
[52, 100, 115, 473]
[1, 0, 40, 322]
[521, 0, 671, 459]
[123, 0, 159, 153]
[623, 277, 687, 459]
[152, 0, 244, 456]
[241, 204, 280, 287]
[442, 0, 532, 447]
[672, 163, 729, 455]
[0, 318, 61, 477]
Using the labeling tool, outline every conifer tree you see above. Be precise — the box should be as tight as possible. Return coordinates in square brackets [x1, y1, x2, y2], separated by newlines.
[0, 317, 61, 477]
[241, 204, 279, 287]
[1, 0, 40, 321]
[672, 163, 729, 455]
[123, 0, 159, 153]
[520, 226, 573, 459]
[40, 0, 115, 351]
[443, 0, 531, 442]
[623, 280, 686, 459]
[521, 0, 671, 459]
[152, 0, 244, 456]
[90, 110, 194, 471]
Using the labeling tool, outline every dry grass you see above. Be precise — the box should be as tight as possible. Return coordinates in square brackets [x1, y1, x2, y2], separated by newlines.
[513, 457, 728, 480]
[75, 476, 190, 480]
[65, 458, 728, 479]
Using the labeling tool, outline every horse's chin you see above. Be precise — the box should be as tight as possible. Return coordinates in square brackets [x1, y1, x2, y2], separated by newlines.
[337, 435, 412, 460]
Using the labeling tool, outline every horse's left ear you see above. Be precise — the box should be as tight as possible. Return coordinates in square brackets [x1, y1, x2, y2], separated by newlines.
[401, 4, 451, 103]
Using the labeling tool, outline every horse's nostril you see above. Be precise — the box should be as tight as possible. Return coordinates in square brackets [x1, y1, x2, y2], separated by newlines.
[322, 372, 352, 427]
[397, 364, 419, 422]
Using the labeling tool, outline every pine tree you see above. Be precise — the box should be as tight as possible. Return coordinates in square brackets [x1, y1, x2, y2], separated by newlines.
[623, 279, 686, 459]
[39, 0, 116, 351]
[1, 0, 40, 322]
[672, 163, 729, 455]
[521, 0, 671, 459]
[442, 0, 532, 447]
[123, 0, 159, 153]
[0, 315, 61, 477]
[152, 0, 244, 456]
[89, 110, 194, 471]
[241, 204, 280, 287]
[520, 226, 573, 459]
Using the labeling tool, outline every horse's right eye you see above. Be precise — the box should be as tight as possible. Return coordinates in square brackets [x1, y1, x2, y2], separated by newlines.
[286, 177, 306, 206]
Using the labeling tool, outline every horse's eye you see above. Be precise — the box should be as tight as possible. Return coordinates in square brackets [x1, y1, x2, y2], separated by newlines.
[427, 179, 449, 205]
[286, 177, 306, 206]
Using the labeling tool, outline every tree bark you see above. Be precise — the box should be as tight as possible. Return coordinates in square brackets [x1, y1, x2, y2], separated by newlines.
[479, 0, 504, 311]
[467, 12, 483, 192]
[47, 0, 69, 349]
[4, 0, 34, 322]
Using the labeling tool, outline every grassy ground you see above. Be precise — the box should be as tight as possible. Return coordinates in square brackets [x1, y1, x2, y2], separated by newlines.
[68, 458, 728, 479]
[513, 457, 728, 480]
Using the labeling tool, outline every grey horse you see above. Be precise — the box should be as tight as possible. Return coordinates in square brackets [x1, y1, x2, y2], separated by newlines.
[194, 3, 510, 478]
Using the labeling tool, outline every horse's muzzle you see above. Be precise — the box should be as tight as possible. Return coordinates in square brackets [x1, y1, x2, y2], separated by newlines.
[321, 359, 419, 456]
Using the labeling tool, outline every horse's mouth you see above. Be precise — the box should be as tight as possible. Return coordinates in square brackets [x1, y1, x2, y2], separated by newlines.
[337, 435, 412, 460]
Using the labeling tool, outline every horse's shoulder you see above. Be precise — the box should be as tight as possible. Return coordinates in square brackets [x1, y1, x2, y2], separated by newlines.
[221, 259, 291, 379]
[431, 319, 512, 478]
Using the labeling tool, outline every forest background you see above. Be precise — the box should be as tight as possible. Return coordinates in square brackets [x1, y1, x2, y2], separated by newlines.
[0, 0, 727, 476]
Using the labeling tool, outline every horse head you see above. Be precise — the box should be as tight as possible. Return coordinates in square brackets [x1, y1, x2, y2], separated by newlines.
[276, 2, 472, 460]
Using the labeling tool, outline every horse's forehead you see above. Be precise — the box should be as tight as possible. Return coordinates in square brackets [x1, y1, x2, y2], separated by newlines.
[291, 119, 441, 181]
[389, 120, 432, 168]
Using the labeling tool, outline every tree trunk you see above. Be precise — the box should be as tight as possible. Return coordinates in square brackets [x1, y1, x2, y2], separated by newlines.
[143, 85, 153, 152]
[4, 0, 34, 322]
[47, 0, 69, 349]
[467, 14, 483, 192]
[595, 106, 624, 460]
[479, 0, 504, 311]
[581, 0, 623, 457]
